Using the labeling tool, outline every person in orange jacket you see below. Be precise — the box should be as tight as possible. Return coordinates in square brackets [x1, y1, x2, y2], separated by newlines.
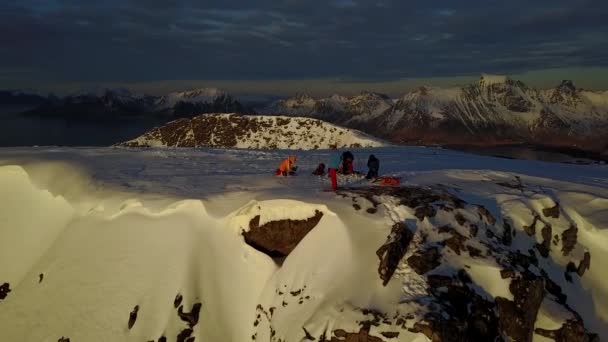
[276, 155, 298, 176]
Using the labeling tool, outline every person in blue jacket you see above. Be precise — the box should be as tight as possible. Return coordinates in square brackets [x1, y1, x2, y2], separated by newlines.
[328, 146, 342, 190]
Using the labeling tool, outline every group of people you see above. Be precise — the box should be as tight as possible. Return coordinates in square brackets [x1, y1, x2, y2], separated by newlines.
[275, 148, 380, 190]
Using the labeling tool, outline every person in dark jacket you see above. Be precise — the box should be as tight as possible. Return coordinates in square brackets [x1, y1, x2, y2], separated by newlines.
[366, 154, 379, 179]
[312, 163, 326, 176]
[341, 151, 354, 175]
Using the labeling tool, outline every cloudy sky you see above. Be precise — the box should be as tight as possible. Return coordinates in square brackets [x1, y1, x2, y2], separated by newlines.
[1, 0, 607, 95]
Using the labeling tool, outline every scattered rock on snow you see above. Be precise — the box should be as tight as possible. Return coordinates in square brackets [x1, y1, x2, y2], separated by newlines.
[128, 305, 139, 330]
[536, 223, 553, 257]
[0, 282, 11, 300]
[178, 303, 202, 327]
[444, 230, 468, 255]
[243, 210, 324, 258]
[561, 224, 578, 256]
[174, 294, 183, 308]
[524, 214, 540, 236]
[543, 203, 560, 219]
[577, 252, 591, 277]
[176, 328, 193, 342]
[330, 328, 384, 342]
[302, 327, 315, 340]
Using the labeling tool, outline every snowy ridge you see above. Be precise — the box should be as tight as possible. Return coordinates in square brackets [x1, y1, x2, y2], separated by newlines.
[0, 146, 607, 341]
[155, 88, 227, 109]
[261, 91, 394, 124]
[118, 113, 386, 149]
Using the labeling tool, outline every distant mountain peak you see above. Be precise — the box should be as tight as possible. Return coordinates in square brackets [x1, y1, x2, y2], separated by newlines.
[168, 88, 226, 98]
[479, 74, 510, 86]
[557, 80, 577, 92]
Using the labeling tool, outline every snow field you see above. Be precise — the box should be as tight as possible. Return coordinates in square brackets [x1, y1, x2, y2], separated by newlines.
[0, 146, 607, 341]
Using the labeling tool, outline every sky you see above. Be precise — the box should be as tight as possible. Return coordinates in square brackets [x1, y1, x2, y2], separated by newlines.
[1, 0, 608, 95]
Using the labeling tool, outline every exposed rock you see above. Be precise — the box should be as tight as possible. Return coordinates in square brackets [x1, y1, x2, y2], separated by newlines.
[477, 206, 497, 225]
[543, 204, 560, 219]
[380, 331, 399, 338]
[39, 273, 44, 283]
[535, 318, 600, 342]
[502, 220, 513, 246]
[0, 282, 10, 300]
[540, 270, 568, 304]
[444, 231, 468, 255]
[496, 275, 545, 342]
[176, 328, 193, 342]
[178, 303, 202, 327]
[407, 247, 441, 275]
[302, 327, 315, 340]
[58, 337, 70, 342]
[174, 294, 183, 308]
[524, 215, 539, 236]
[413, 278, 499, 342]
[414, 205, 436, 221]
[376, 222, 415, 286]
[243, 210, 324, 257]
[536, 224, 553, 257]
[577, 252, 591, 277]
[565, 262, 578, 282]
[330, 328, 384, 342]
[455, 213, 467, 226]
[497, 176, 524, 190]
[128, 305, 139, 330]
[466, 245, 483, 258]
[501, 269, 516, 279]
[561, 225, 578, 256]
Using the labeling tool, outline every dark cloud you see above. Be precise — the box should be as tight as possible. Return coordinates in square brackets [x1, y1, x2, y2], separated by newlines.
[1, 0, 607, 87]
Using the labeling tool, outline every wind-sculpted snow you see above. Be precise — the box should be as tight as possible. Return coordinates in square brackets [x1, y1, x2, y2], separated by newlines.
[1, 147, 608, 341]
[118, 113, 386, 149]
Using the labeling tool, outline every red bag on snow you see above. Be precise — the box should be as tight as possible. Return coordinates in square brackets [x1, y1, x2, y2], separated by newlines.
[374, 176, 401, 186]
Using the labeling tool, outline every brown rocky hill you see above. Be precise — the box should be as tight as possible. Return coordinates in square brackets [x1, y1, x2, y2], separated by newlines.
[117, 113, 385, 149]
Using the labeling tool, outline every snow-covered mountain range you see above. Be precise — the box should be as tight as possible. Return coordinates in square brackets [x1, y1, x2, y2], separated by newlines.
[19, 88, 250, 120]
[4, 75, 608, 153]
[260, 75, 608, 152]
[118, 113, 385, 149]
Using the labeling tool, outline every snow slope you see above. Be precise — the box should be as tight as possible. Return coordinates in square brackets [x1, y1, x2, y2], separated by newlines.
[118, 113, 386, 149]
[0, 146, 607, 341]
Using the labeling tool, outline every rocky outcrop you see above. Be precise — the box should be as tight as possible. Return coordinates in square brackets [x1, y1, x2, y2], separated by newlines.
[243, 210, 324, 258]
[117, 114, 385, 149]
[376, 222, 415, 286]
[331, 186, 598, 342]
